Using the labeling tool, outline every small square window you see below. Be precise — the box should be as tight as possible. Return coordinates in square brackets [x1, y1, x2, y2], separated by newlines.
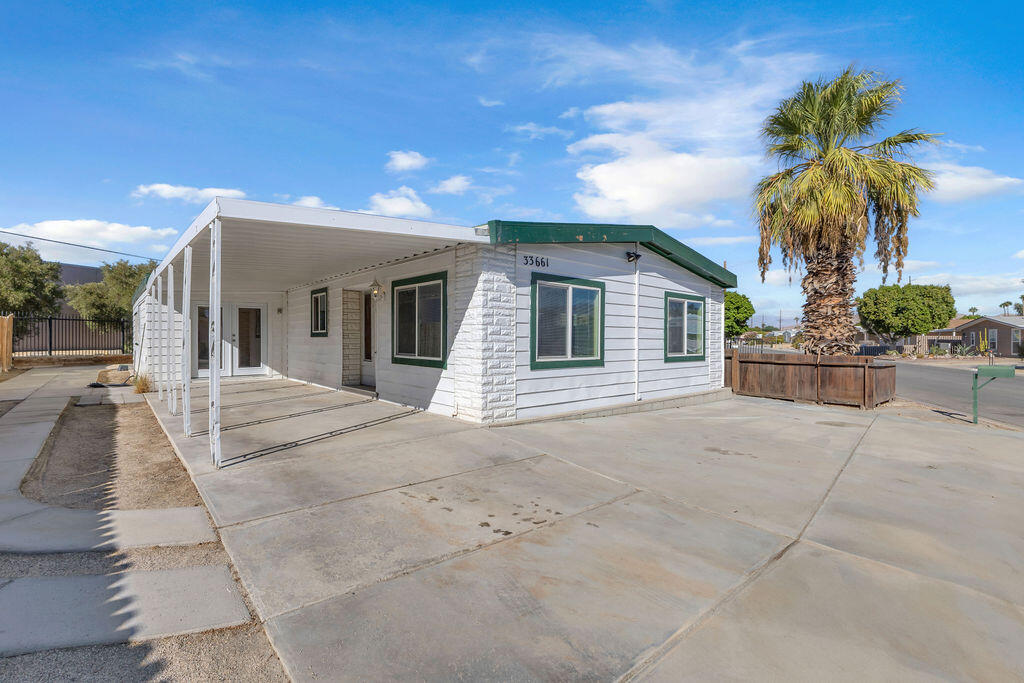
[665, 292, 705, 362]
[310, 288, 328, 337]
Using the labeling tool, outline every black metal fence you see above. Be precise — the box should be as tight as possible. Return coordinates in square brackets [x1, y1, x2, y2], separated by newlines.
[5, 314, 131, 357]
[725, 337, 770, 354]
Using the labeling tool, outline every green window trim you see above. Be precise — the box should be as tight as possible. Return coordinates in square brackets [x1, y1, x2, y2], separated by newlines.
[310, 287, 328, 337]
[391, 271, 448, 369]
[530, 272, 606, 370]
[664, 292, 706, 362]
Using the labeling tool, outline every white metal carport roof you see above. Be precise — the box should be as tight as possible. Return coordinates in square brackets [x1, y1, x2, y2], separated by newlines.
[142, 198, 489, 296]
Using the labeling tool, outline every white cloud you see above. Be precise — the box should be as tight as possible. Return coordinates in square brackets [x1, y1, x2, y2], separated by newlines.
[928, 162, 1023, 203]
[914, 272, 1024, 297]
[1014, 249, 1024, 259]
[2, 219, 177, 263]
[477, 96, 504, 107]
[569, 133, 755, 227]
[559, 107, 581, 119]
[366, 186, 433, 218]
[429, 175, 473, 195]
[687, 235, 757, 246]
[133, 183, 246, 204]
[293, 195, 339, 210]
[763, 270, 800, 287]
[507, 123, 573, 140]
[385, 150, 431, 173]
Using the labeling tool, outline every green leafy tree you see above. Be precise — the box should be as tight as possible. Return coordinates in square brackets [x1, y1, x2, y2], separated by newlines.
[0, 242, 63, 339]
[857, 284, 956, 345]
[755, 67, 937, 355]
[724, 291, 756, 337]
[66, 259, 155, 322]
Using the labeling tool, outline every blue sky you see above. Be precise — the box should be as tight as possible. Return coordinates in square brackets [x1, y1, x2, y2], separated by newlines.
[2, 0, 1022, 322]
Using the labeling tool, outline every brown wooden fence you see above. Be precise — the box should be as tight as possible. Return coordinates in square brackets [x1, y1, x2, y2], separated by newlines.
[725, 350, 895, 409]
[0, 315, 12, 372]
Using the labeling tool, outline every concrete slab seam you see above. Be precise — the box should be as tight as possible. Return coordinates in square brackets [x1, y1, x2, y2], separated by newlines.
[618, 415, 880, 682]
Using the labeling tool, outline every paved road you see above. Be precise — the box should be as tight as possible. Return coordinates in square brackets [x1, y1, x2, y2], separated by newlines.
[888, 361, 1024, 427]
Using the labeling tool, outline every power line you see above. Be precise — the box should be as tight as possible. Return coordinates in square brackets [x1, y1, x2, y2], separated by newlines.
[0, 229, 154, 260]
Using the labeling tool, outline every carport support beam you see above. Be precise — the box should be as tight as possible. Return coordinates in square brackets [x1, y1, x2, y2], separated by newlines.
[209, 219, 223, 468]
[168, 263, 177, 415]
[156, 275, 164, 402]
[182, 245, 192, 436]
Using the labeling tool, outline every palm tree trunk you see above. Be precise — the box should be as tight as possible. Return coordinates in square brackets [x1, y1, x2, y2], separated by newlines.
[800, 239, 859, 355]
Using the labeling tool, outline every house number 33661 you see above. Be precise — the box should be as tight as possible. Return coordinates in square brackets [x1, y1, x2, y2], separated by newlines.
[522, 255, 550, 268]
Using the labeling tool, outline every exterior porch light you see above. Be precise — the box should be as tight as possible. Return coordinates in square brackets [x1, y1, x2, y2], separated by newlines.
[369, 279, 386, 301]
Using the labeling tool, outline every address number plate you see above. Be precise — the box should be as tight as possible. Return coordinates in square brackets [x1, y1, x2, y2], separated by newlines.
[521, 255, 550, 268]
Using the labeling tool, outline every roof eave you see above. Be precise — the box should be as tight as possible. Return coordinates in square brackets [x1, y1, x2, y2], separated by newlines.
[487, 219, 737, 288]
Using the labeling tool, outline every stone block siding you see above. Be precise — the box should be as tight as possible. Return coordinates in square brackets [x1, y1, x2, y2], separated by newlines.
[341, 290, 361, 386]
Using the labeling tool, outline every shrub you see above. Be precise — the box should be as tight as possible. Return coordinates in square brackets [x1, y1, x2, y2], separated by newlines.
[133, 373, 152, 394]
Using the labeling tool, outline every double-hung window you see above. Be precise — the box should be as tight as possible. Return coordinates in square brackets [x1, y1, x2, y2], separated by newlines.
[392, 272, 447, 368]
[664, 292, 705, 361]
[530, 273, 605, 369]
[1012, 329, 1021, 356]
[310, 288, 328, 337]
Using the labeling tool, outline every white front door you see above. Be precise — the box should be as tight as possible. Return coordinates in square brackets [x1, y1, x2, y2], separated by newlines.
[193, 303, 268, 377]
[360, 292, 376, 387]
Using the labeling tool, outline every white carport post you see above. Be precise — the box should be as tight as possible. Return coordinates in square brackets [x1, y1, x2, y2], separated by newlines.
[168, 264, 177, 414]
[156, 275, 164, 402]
[161, 273, 171, 405]
[181, 245, 192, 437]
[146, 284, 155, 389]
[208, 219, 223, 468]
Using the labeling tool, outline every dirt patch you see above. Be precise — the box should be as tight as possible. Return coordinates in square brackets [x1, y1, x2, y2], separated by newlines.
[21, 403, 201, 510]
[0, 622, 287, 682]
[0, 368, 26, 384]
[97, 368, 131, 385]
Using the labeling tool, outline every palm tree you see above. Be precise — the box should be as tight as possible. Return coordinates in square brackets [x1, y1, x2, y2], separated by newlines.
[1015, 302, 1024, 316]
[968, 306, 978, 316]
[755, 68, 936, 355]
[1000, 301, 1012, 315]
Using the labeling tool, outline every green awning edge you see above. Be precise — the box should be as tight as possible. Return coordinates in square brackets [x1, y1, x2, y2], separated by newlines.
[487, 220, 737, 289]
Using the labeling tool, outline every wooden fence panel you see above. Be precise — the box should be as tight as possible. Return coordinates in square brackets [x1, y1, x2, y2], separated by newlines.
[0, 315, 12, 372]
[725, 349, 895, 409]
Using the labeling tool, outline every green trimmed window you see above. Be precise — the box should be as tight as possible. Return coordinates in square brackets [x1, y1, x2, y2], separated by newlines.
[310, 288, 328, 337]
[392, 271, 447, 368]
[665, 292, 705, 362]
[530, 272, 605, 370]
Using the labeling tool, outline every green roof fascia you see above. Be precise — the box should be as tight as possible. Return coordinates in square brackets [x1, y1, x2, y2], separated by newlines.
[487, 220, 737, 289]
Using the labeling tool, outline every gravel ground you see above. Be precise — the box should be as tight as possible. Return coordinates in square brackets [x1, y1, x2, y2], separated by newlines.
[3, 396, 287, 681]
[21, 403, 202, 510]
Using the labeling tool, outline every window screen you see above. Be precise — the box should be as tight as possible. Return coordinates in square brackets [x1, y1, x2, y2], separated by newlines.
[392, 273, 447, 366]
[533, 275, 603, 367]
[311, 289, 328, 336]
[666, 299, 685, 355]
[686, 301, 704, 355]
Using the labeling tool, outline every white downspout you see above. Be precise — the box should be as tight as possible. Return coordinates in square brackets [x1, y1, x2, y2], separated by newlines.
[633, 242, 641, 403]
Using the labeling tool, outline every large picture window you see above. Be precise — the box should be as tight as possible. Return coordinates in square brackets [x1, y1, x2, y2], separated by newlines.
[391, 271, 447, 368]
[310, 288, 328, 337]
[664, 292, 705, 362]
[530, 272, 605, 370]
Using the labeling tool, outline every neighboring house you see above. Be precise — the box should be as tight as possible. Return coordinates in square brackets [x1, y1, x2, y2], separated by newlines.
[780, 326, 801, 342]
[853, 326, 880, 345]
[898, 316, 974, 354]
[134, 199, 735, 430]
[955, 316, 1024, 357]
[55, 262, 103, 316]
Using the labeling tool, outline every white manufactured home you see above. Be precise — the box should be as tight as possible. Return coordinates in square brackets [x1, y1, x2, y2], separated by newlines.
[134, 198, 735, 463]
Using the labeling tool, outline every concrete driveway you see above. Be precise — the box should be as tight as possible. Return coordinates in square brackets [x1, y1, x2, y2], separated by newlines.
[149, 383, 1024, 680]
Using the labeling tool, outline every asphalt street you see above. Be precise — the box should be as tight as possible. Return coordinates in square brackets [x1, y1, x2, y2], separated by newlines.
[888, 361, 1024, 427]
